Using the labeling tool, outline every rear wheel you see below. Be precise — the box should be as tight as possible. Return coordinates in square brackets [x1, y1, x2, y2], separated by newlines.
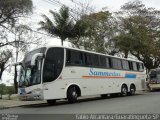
[121, 85, 128, 97]
[47, 99, 56, 105]
[67, 87, 78, 104]
[129, 85, 136, 96]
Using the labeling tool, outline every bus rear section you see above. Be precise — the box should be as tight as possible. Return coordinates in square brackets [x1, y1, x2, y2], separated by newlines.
[147, 68, 160, 91]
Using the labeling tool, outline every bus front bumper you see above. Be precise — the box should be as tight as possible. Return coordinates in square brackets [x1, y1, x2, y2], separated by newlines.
[18, 93, 43, 101]
[18, 88, 44, 101]
[148, 83, 160, 91]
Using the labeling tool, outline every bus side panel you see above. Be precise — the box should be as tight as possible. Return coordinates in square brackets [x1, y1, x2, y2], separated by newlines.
[43, 67, 145, 100]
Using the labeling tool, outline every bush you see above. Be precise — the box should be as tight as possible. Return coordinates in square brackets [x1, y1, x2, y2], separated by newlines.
[6, 86, 15, 100]
[0, 84, 7, 99]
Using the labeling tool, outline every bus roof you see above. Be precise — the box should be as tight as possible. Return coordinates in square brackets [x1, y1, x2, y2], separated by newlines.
[27, 45, 143, 63]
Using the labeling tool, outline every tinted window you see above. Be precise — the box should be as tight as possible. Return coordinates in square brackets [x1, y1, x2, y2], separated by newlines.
[43, 48, 64, 82]
[91, 54, 99, 67]
[85, 53, 92, 66]
[150, 70, 156, 78]
[133, 62, 138, 71]
[128, 61, 133, 70]
[99, 56, 110, 68]
[122, 60, 129, 70]
[66, 50, 84, 65]
[112, 58, 122, 69]
[139, 63, 144, 71]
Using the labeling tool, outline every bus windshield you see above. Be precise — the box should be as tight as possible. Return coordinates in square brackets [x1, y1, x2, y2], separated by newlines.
[19, 47, 46, 87]
[19, 61, 41, 87]
[150, 70, 157, 78]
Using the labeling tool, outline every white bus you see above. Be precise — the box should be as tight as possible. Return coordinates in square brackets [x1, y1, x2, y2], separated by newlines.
[18, 46, 146, 104]
[147, 68, 160, 91]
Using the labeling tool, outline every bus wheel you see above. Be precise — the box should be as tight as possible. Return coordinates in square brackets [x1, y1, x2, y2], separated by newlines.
[129, 85, 136, 96]
[67, 87, 78, 104]
[47, 99, 56, 105]
[121, 85, 128, 97]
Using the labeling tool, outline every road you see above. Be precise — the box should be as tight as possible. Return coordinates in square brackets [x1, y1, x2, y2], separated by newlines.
[0, 91, 160, 120]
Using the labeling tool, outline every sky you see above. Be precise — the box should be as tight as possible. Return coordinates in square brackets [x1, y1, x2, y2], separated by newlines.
[2, 0, 160, 85]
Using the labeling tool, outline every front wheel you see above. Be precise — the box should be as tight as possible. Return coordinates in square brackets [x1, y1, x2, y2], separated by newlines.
[67, 87, 78, 104]
[121, 85, 128, 97]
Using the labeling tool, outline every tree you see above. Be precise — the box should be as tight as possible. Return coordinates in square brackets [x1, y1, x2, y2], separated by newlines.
[0, 50, 12, 80]
[39, 6, 74, 46]
[69, 11, 119, 55]
[11, 24, 43, 93]
[115, 0, 160, 71]
[0, 0, 34, 94]
[68, 19, 90, 48]
[0, 0, 33, 29]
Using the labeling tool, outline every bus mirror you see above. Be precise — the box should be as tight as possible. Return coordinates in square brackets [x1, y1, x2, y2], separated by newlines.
[31, 53, 44, 66]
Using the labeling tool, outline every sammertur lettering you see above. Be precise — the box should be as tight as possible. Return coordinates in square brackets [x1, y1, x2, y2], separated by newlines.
[89, 68, 121, 77]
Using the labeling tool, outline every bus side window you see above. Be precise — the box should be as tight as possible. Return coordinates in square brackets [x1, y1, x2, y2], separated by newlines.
[108, 57, 112, 68]
[99, 56, 107, 68]
[133, 62, 138, 71]
[139, 63, 144, 71]
[85, 53, 92, 66]
[122, 60, 129, 70]
[128, 61, 133, 70]
[79, 52, 84, 65]
[66, 49, 71, 65]
[66, 50, 84, 66]
[106, 57, 111, 68]
[112, 58, 122, 69]
[91, 54, 99, 67]
[137, 62, 140, 71]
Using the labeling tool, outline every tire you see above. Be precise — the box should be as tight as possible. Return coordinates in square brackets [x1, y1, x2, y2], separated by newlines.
[121, 85, 128, 97]
[129, 85, 136, 96]
[47, 99, 56, 105]
[67, 87, 78, 104]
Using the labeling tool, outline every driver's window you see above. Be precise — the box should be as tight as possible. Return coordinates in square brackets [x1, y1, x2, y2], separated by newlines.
[30, 61, 41, 85]
[43, 48, 64, 83]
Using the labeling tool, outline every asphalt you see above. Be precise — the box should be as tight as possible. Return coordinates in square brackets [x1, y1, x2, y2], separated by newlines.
[0, 90, 146, 109]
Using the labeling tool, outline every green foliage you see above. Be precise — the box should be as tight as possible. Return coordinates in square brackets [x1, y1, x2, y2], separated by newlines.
[115, 0, 160, 70]
[0, 84, 7, 98]
[69, 11, 119, 55]
[39, 6, 75, 46]
[0, 84, 15, 99]
[0, 0, 33, 28]
[6, 86, 15, 100]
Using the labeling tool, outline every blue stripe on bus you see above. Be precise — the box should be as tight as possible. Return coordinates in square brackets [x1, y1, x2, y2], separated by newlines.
[125, 74, 136, 78]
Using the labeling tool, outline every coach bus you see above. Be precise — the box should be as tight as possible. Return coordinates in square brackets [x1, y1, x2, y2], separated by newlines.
[18, 46, 146, 104]
[147, 68, 160, 91]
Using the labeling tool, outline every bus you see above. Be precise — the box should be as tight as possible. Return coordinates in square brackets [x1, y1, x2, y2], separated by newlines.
[147, 68, 160, 91]
[18, 46, 146, 104]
